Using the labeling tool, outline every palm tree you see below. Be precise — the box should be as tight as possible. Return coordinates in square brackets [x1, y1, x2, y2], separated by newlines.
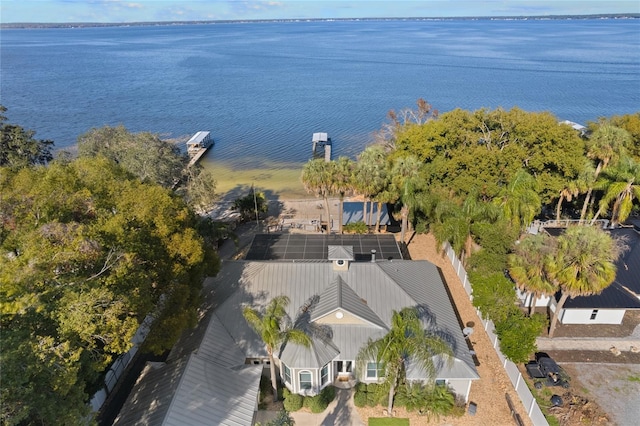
[332, 156, 355, 234]
[555, 181, 580, 222]
[301, 159, 334, 232]
[354, 146, 388, 227]
[357, 307, 453, 417]
[391, 155, 422, 243]
[590, 156, 640, 226]
[493, 169, 541, 231]
[433, 192, 501, 263]
[507, 233, 557, 315]
[580, 124, 631, 220]
[546, 226, 621, 338]
[243, 296, 311, 401]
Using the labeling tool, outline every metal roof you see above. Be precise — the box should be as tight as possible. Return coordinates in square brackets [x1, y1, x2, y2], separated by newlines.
[342, 202, 391, 226]
[245, 234, 402, 261]
[327, 245, 354, 261]
[312, 132, 329, 142]
[186, 131, 210, 145]
[114, 314, 261, 426]
[310, 276, 387, 329]
[213, 255, 478, 381]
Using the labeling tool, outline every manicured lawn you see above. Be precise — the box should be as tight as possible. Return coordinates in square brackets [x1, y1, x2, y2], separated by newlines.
[368, 418, 410, 426]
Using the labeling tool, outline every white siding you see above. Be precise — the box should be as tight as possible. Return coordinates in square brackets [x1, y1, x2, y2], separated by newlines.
[560, 308, 625, 324]
[447, 379, 473, 403]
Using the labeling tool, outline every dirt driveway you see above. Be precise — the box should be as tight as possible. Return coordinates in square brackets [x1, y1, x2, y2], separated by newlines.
[379, 232, 533, 426]
[561, 363, 640, 426]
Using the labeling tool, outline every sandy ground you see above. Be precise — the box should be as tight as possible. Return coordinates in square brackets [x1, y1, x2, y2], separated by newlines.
[377, 232, 533, 426]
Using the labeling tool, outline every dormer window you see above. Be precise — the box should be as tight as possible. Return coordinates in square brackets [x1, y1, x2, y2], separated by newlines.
[328, 245, 354, 271]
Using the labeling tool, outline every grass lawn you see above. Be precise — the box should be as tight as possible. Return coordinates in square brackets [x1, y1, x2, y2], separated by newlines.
[368, 418, 410, 426]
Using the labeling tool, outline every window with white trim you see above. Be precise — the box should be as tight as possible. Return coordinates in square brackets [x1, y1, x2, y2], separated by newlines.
[283, 364, 291, 384]
[366, 362, 382, 379]
[299, 371, 312, 390]
[321, 364, 329, 386]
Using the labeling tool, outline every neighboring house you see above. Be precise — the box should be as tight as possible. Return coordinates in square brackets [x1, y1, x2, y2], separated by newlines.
[115, 235, 478, 425]
[518, 222, 640, 325]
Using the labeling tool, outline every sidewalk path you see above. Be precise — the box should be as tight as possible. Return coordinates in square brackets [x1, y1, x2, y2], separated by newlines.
[537, 337, 640, 351]
[291, 388, 365, 426]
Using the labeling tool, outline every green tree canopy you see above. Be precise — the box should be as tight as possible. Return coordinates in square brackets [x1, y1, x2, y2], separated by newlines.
[0, 105, 54, 168]
[393, 107, 585, 203]
[0, 157, 218, 424]
[77, 124, 187, 187]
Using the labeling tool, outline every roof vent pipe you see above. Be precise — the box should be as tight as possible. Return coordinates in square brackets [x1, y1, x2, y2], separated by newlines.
[370, 249, 376, 263]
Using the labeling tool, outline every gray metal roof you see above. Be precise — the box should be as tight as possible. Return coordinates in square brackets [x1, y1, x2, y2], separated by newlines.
[162, 356, 261, 426]
[310, 276, 387, 329]
[327, 245, 354, 261]
[312, 132, 329, 142]
[342, 202, 391, 226]
[213, 257, 478, 381]
[114, 314, 261, 426]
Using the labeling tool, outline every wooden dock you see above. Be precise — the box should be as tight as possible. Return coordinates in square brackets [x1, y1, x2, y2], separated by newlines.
[187, 147, 209, 168]
[312, 132, 332, 162]
[186, 131, 213, 168]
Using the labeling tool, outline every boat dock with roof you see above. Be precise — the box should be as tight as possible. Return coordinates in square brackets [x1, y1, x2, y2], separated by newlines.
[312, 132, 332, 162]
[186, 131, 213, 167]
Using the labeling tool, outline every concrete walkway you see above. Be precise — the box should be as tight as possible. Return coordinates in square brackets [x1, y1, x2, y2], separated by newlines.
[537, 336, 640, 351]
[255, 388, 364, 426]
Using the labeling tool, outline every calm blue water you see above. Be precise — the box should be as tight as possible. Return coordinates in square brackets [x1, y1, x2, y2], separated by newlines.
[2, 19, 639, 169]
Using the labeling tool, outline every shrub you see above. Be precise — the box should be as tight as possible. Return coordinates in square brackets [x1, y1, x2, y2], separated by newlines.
[469, 271, 520, 323]
[395, 383, 427, 412]
[422, 384, 455, 419]
[343, 221, 368, 234]
[303, 386, 337, 413]
[495, 311, 547, 363]
[265, 409, 294, 426]
[353, 390, 368, 407]
[306, 394, 327, 413]
[320, 385, 336, 404]
[283, 392, 303, 412]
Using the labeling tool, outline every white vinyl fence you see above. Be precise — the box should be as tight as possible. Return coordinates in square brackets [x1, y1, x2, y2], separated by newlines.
[443, 242, 548, 426]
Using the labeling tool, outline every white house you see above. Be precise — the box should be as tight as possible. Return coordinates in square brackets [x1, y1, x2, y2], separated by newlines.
[115, 235, 479, 425]
[518, 224, 640, 325]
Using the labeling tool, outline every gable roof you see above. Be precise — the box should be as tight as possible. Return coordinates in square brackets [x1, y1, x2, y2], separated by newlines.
[310, 276, 388, 329]
[114, 313, 261, 426]
[327, 245, 354, 261]
[213, 254, 478, 381]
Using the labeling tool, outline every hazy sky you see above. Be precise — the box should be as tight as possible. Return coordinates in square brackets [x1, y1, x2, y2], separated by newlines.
[1, 1, 638, 24]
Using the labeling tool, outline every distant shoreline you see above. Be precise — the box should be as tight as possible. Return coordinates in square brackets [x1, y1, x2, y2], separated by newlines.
[2, 14, 639, 29]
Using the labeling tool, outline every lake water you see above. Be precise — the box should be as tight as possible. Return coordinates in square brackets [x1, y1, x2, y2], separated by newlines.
[2, 19, 639, 197]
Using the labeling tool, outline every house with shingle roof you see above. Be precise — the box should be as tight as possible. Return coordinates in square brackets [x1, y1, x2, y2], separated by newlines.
[114, 235, 479, 425]
[519, 222, 640, 325]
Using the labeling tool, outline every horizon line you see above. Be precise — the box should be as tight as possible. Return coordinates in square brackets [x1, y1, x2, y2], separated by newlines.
[2, 13, 639, 27]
